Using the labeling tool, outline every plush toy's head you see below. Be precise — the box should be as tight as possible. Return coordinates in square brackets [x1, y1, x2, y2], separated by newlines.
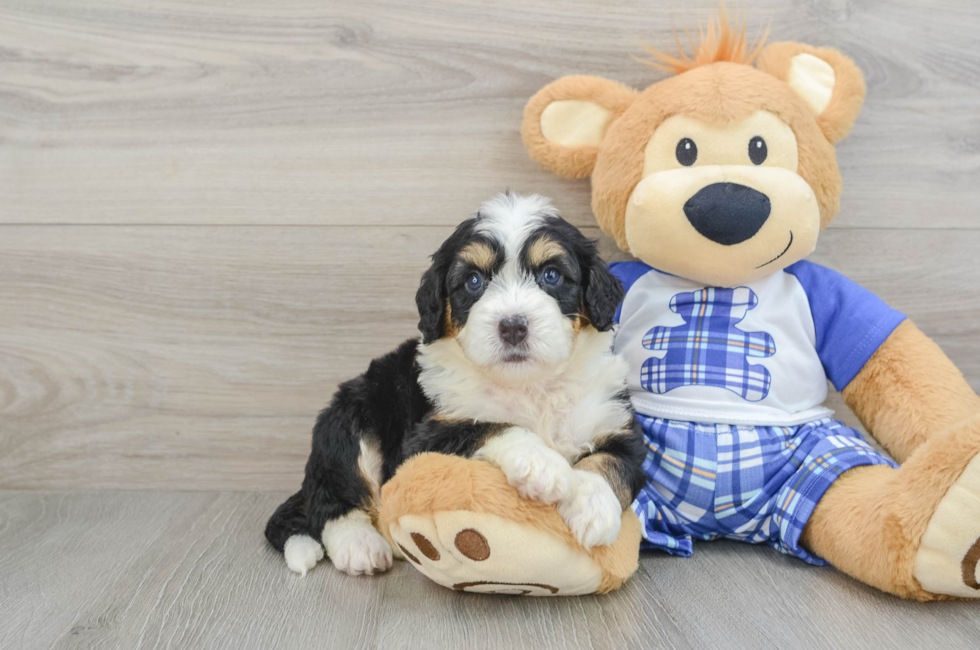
[522, 9, 866, 287]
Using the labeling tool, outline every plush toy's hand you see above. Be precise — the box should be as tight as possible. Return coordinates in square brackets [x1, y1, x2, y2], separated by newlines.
[475, 426, 573, 504]
[559, 470, 623, 548]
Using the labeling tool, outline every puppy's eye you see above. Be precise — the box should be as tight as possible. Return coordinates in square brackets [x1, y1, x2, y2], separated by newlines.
[676, 138, 697, 166]
[748, 136, 767, 165]
[541, 268, 562, 286]
[465, 272, 484, 293]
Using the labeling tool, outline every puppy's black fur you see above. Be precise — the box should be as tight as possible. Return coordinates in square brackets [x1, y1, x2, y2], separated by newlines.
[265, 339, 428, 551]
[520, 215, 625, 331]
[265, 201, 645, 565]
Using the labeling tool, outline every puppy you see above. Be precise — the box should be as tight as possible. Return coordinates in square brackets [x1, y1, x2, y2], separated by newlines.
[265, 192, 646, 577]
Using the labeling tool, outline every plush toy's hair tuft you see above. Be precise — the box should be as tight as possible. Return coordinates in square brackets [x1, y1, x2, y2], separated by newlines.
[637, 2, 770, 75]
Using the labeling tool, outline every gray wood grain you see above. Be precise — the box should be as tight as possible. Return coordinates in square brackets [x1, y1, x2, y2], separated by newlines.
[0, 490, 977, 650]
[1, 0, 979, 491]
[1, 0, 978, 645]
[0, 0, 979, 229]
[2, 225, 978, 490]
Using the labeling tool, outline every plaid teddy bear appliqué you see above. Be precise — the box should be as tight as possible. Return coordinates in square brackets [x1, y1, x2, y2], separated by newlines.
[640, 287, 776, 401]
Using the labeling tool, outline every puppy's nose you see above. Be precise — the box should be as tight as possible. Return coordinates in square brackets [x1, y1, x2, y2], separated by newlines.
[498, 315, 529, 346]
[684, 182, 771, 246]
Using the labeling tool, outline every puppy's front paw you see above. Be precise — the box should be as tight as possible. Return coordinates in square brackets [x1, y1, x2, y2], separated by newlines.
[558, 471, 622, 549]
[327, 525, 393, 576]
[499, 445, 573, 504]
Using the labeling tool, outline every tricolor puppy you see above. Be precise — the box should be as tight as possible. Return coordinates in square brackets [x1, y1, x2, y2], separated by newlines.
[265, 193, 645, 577]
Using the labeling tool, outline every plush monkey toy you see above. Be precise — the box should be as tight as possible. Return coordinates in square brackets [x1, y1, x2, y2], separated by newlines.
[518, 10, 980, 600]
[380, 10, 980, 599]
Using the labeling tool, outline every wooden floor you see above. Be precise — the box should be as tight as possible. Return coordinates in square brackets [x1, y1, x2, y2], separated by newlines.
[2, 0, 980, 647]
[3, 490, 979, 650]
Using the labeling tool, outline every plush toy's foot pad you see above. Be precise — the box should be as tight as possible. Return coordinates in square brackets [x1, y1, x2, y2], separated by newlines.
[388, 510, 604, 596]
[914, 452, 980, 598]
[380, 452, 641, 596]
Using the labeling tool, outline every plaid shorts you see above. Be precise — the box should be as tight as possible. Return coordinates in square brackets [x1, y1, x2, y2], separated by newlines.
[630, 415, 898, 565]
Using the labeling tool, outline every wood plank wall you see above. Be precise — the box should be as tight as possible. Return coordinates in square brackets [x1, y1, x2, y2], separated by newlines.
[2, 0, 979, 490]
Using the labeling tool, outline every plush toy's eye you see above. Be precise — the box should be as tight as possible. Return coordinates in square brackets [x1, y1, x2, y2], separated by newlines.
[541, 267, 562, 286]
[749, 136, 768, 165]
[676, 138, 698, 166]
[466, 272, 484, 293]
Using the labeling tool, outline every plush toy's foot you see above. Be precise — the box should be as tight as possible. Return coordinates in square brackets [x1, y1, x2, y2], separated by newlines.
[380, 453, 641, 596]
[389, 509, 614, 595]
[803, 415, 980, 600]
[914, 451, 980, 597]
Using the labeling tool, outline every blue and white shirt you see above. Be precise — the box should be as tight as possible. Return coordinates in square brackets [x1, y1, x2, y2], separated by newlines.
[610, 261, 906, 426]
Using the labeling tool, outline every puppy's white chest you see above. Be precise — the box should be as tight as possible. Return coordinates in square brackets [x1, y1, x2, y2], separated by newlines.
[418, 335, 632, 461]
[481, 382, 584, 445]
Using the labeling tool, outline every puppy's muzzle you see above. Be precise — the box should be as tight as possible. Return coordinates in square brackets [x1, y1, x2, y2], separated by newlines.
[498, 315, 529, 346]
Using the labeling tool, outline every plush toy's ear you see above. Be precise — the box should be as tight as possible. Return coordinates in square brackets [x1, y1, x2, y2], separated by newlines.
[756, 42, 866, 144]
[522, 76, 638, 179]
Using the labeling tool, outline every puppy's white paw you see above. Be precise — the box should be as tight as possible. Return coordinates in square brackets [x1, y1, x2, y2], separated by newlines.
[284, 534, 324, 577]
[327, 525, 393, 576]
[475, 427, 574, 505]
[500, 446, 573, 504]
[558, 471, 622, 549]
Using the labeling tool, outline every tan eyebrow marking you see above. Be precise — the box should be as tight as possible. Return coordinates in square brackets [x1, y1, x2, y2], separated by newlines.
[458, 241, 496, 270]
[527, 237, 566, 267]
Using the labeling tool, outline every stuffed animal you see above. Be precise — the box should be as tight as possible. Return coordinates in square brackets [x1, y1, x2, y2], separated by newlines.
[380, 7, 980, 600]
[380, 453, 642, 595]
[515, 8, 980, 600]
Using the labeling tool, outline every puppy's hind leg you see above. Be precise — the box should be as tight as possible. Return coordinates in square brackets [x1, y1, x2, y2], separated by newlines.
[307, 436, 394, 576]
[265, 491, 324, 577]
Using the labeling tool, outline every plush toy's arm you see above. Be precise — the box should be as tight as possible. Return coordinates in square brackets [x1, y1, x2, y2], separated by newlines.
[842, 320, 980, 463]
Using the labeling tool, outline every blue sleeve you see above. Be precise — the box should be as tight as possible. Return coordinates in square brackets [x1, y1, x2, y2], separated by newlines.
[608, 261, 654, 324]
[785, 261, 906, 391]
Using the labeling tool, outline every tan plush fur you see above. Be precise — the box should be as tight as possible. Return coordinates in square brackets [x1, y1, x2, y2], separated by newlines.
[522, 75, 637, 180]
[599, 61, 843, 250]
[380, 453, 642, 593]
[522, 10, 980, 600]
[843, 321, 980, 463]
[522, 54, 858, 253]
[806, 320, 980, 600]
[756, 41, 867, 144]
[803, 414, 980, 600]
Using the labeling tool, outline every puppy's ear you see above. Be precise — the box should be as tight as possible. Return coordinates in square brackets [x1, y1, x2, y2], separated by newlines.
[415, 263, 446, 344]
[523, 76, 638, 179]
[583, 255, 624, 332]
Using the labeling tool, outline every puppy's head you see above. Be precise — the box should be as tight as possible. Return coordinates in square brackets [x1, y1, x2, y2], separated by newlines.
[416, 193, 623, 377]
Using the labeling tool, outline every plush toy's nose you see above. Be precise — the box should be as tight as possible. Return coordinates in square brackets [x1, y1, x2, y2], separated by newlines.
[683, 182, 771, 246]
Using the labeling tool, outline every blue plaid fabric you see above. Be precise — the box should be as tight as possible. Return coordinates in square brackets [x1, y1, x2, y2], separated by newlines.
[630, 415, 898, 564]
[640, 287, 776, 402]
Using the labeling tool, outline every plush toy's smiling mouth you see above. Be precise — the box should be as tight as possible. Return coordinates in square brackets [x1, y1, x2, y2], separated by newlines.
[755, 231, 794, 269]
